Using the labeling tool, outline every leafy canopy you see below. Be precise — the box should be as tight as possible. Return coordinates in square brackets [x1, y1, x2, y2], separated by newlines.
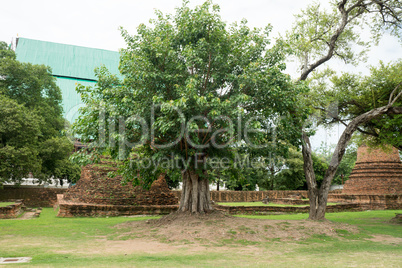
[330, 60, 402, 150]
[73, 0, 308, 186]
[0, 41, 80, 184]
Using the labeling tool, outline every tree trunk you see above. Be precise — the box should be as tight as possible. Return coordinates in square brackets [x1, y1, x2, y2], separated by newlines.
[269, 168, 275, 190]
[301, 131, 324, 220]
[178, 170, 213, 213]
[302, 103, 401, 220]
[293, 0, 402, 220]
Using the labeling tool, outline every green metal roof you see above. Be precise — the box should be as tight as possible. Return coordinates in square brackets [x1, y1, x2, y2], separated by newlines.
[55, 77, 96, 123]
[15, 38, 120, 81]
[14, 38, 121, 122]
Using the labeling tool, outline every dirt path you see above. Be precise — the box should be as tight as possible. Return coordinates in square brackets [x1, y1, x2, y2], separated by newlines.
[16, 211, 36, 220]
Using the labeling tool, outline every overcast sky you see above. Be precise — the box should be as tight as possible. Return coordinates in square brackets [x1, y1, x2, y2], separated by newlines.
[2, 0, 400, 70]
[1, 0, 401, 149]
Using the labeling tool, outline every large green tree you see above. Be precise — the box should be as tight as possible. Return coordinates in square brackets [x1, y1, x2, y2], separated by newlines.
[0, 96, 42, 183]
[73, 1, 306, 213]
[285, 0, 402, 220]
[0, 41, 80, 185]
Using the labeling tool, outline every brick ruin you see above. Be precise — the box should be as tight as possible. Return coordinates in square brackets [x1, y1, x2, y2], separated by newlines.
[0, 200, 24, 219]
[62, 163, 177, 206]
[57, 160, 178, 217]
[342, 145, 402, 195]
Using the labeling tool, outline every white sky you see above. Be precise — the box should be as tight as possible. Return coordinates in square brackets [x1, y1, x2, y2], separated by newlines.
[1, 0, 401, 149]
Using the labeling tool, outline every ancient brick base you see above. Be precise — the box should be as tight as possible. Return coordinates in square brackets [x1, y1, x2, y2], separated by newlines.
[57, 195, 177, 217]
[0, 200, 24, 219]
[328, 194, 402, 209]
[173, 190, 309, 203]
[267, 198, 310, 205]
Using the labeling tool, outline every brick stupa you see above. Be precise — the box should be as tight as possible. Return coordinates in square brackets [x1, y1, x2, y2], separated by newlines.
[342, 145, 402, 195]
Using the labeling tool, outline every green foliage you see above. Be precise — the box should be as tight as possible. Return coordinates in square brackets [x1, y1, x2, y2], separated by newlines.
[275, 147, 328, 190]
[222, 168, 260, 191]
[69, 150, 101, 168]
[165, 173, 181, 189]
[40, 137, 81, 183]
[285, 0, 402, 77]
[0, 41, 15, 60]
[0, 96, 42, 183]
[0, 45, 64, 140]
[73, 1, 307, 187]
[315, 142, 357, 185]
[330, 61, 402, 149]
[284, 1, 368, 69]
[0, 42, 80, 183]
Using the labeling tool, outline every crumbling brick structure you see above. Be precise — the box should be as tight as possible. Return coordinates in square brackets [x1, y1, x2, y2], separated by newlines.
[62, 162, 178, 206]
[342, 145, 402, 195]
[0, 200, 24, 219]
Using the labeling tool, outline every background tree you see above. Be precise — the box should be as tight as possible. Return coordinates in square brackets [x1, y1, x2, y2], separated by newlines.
[0, 96, 41, 184]
[73, 1, 306, 213]
[220, 165, 261, 191]
[285, 0, 402, 220]
[273, 146, 328, 190]
[0, 41, 80, 185]
[330, 60, 402, 149]
[315, 142, 357, 185]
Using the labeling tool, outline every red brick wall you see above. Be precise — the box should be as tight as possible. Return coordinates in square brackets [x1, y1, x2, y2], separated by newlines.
[57, 195, 178, 217]
[173, 190, 308, 202]
[56, 192, 402, 217]
[0, 187, 66, 207]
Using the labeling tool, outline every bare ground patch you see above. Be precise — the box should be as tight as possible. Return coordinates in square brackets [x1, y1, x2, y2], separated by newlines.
[115, 211, 359, 245]
[368, 235, 402, 245]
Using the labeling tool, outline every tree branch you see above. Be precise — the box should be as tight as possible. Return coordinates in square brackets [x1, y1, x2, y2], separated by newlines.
[298, 1, 349, 81]
[204, 52, 212, 93]
[387, 106, 402, 114]
[388, 81, 402, 106]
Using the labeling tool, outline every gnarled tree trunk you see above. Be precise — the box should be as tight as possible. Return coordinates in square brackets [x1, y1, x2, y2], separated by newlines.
[303, 99, 402, 220]
[301, 131, 323, 220]
[178, 170, 213, 213]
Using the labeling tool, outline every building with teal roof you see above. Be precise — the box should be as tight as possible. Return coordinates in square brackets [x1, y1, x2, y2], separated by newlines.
[15, 38, 120, 122]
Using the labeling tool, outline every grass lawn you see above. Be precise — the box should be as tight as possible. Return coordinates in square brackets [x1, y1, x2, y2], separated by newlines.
[217, 201, 338, 207]
[0, 208, 400, 267]
[0, 202, 16, 207]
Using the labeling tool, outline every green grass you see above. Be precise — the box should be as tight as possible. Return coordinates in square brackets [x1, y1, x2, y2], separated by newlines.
[0, 208, 401, 267]
[0, 202, 15, 207]
[239, 210, 402, 266]
[217, 202, 338, 207]
[0, 208, 159, 240]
